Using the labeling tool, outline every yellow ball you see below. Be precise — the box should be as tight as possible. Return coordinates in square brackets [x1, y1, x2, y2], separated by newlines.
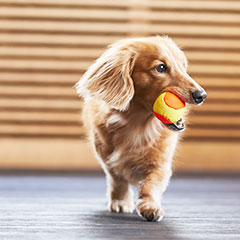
[153, 92, 186, 124]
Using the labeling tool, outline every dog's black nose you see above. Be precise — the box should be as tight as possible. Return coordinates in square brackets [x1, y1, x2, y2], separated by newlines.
[192, 89, 207, 104]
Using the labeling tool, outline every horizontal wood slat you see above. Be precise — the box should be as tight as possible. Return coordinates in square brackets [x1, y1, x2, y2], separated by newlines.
[0, 8, 131, 21]
[0, 72, 80, 83]
[189, 64, 240, 76]
[1, 34, 240, 51]
[185, 51, 240, 63]
[0, 0, 239, 171]
[196, 77, 240, 88]
[1, 20, 240, 38]
[191, 103, 240, 114]
[0, 124, 84, 136]
[0, 34, 120, 46]
[0, 0, 133, 8]
[1, 7, 240, 25]
[2, 47, 240, 66]
[189, 115, 240, 126]
[184, 128, 240, 139]
[0, 47, 103, 59]
[2, 0, 240, 12]
[0, 59, 90, 72]
[0, 86, 77, 96]
[0, 112, 81, 123]
[0, 99, 81, 110]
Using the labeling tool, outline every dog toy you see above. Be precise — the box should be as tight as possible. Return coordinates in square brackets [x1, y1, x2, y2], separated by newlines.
[153, 92, 186, 125]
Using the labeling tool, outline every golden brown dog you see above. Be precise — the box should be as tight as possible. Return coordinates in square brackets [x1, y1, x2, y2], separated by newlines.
[75, 36, 207, 222]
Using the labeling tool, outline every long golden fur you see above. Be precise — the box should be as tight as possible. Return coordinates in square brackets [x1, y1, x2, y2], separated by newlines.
[75, 36, 206, 222]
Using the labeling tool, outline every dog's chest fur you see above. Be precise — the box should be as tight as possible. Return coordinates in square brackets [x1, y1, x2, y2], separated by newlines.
[89, 103, 179, 184]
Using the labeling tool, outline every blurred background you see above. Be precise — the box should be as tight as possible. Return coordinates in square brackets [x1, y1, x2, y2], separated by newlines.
[0, 0, 239, 173]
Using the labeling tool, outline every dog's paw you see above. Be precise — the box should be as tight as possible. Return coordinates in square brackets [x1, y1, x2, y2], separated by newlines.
[136, 199, 164, 222]
[109, 199, 135, 213]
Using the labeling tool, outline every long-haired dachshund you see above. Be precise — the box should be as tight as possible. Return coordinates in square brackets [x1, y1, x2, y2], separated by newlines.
[75, 36, 207, 222]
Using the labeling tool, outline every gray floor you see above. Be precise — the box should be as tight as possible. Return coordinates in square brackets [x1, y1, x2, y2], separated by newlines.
[0, 174, 239, 240]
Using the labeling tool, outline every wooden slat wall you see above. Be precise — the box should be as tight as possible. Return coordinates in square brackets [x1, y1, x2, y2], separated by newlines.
[0, 0, 239, 171]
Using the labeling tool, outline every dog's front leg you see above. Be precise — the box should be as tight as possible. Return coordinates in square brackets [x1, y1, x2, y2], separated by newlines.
[136, 167, 172, 222]
[106, 172, 135, 213]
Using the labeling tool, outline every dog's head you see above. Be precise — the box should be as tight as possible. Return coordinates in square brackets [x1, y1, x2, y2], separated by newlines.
[76, 36, 206, 129]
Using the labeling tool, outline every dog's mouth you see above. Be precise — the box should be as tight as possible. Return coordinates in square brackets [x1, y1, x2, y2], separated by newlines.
[163, 118, 185, 131]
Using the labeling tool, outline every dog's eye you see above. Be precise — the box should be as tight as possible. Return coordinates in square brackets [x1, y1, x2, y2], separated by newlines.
[155, 64, 167, 73]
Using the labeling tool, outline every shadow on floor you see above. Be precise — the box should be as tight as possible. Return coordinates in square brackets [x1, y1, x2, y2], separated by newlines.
[80, 210, 178, 240]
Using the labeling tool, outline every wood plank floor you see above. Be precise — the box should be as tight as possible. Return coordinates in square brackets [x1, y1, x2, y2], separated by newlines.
[0, 174, 239, 240]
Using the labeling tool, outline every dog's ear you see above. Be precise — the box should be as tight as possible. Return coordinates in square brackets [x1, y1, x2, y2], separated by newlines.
[75, 43, 136, 111]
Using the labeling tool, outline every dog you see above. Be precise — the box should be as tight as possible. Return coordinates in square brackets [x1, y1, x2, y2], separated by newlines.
[75, 36, 207, 222]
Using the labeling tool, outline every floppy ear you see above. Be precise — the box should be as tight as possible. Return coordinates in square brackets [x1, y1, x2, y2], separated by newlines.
[75, 43, 136, 111]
